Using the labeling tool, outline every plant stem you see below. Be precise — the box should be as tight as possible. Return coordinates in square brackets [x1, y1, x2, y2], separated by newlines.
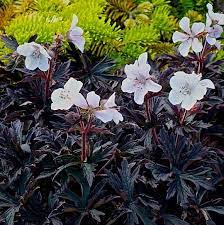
[197, 42, 207, 74]
[145, 93, 151, 122]
[80, 115, 93, 162]
[44, 61, 52, 103]
[175, 109, 187, 148]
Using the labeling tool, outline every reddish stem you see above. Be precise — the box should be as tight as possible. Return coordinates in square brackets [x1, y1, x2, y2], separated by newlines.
[80, 115, 93, 162]
[145, 93, 151, 122]
[44, 61, 52, 102]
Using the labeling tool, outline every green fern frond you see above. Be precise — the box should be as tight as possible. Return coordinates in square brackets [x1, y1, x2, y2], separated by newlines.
[185, 10, 204, 22]
[14, 0, 34, 14]
[151, 5, 177, 40]
[0, 4, 16, 30]
[148, 42, 174, 57]
[5, 12, 69, 44]
[104, 0, 137, 24]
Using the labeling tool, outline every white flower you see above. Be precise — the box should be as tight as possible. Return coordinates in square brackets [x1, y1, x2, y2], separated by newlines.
[17, 42, 51, 71]
[172, 17, 205, 56]
[168, 71, 215, 110]
[67, 15, 85, 53]
[51, 78, 83, 110]
[205, 4, 224, 46]
[121, 52, 162, 105]
[206, 3, 224, 26]
[205, 25, 223, 45]
[73, 91, 123, 124]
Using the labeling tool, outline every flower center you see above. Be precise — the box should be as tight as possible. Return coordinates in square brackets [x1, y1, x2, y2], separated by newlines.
[32, 47, 41, 58]
[180, 84, 191, 95]
[59, 90, 71, 100]
[134, 74, 147, 86]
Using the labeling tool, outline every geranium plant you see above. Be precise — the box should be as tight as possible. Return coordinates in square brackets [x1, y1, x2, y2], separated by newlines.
[0, 4, 223, 225]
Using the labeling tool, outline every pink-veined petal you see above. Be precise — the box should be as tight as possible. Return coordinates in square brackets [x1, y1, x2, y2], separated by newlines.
[137, 52, 148, 65]
[191, 85, 207, 100]
[199, 79, 215, 89]
[133, 88, 147, 105]
[172, 31, 189, 43]
[70, 14, 78, 29]
[179, 17, 191, 34]
[25, 56, 39, 70]
[104, 93, 116, 108]
[192, 38, 203, 53]
[181, 95, 197, 110]
[73, 93, 88, 109]
[168, 90, 184, 105]
[95, 110, 113, 123]
[51, 89, 73, 110]
[145, 80, 162, 93]
[191, 22, 205, 35]
[110, 109, 124, 124]
[64, 78, 83, 94]
[17, 43, 35, 56]
[121, 78, 136, 93]
[86, 91, 100, 108]
[206, 35, 217, 45]
[206, 14, 212, 27]
[124, 64, 139, 80]
[178, 39, 192, 56]
[170, 72, 188, 90]
[38, 54, 49, 71]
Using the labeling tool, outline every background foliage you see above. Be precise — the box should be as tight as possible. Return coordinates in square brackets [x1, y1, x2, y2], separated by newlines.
[0, 0, 224, 225]
[0, 0, 217, 66]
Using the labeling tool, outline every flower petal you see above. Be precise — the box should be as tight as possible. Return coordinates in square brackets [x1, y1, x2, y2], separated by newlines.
[179, 17, 191, 34]
[199, 79, 215, 89]
[64, 78, 83, 94]
[191, 85, 207, 100]
[178, 39, 192, 56]
[191, 22, 205, 35]
[170, 71, 188, 89]
[181, 95, 197, 110]
[169, 90, 184, 105]
[192, 38, 203, 53]
[121, 78, 135, 93]
[206, 14, 212, 27]
[73, 93, 88, 109]
[86, 91, 100, 108]
[95, 109, 123, 124]
[95, 110, 113, 123]
[124, 64, 139, 80]
[104, 93, 116, 108]
[69, 34, 85, 53]
[145, 80, 162, 93]
[133, 88, 147, 105]
[137, 52, 148, 65]
[71, 14, 78, 29]
[25, 56, 39, 70]
[206, 35, 217, 45]
[17, 43, 34, 56]
[38, 54, 50, 71]
[51, 89, 73, 110]
[39, 46, 51, 59]
[172, 31, 189, 43]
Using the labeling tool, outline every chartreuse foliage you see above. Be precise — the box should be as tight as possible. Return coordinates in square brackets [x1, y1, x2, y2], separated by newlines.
[0, 0, 176, 65]
[0, 0, 220, 65]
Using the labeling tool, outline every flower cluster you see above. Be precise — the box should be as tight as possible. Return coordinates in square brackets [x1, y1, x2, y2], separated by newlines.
[16, 11, 217, 115]
[67, 14, 85, 53]
[51, 78, 123, 124]
[173, 3, 224, 56]
[168, 71, 215, 110]
[121, 53, 162, 105]
[17, 42, 51, 71]
[16, 14, 85, 72]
